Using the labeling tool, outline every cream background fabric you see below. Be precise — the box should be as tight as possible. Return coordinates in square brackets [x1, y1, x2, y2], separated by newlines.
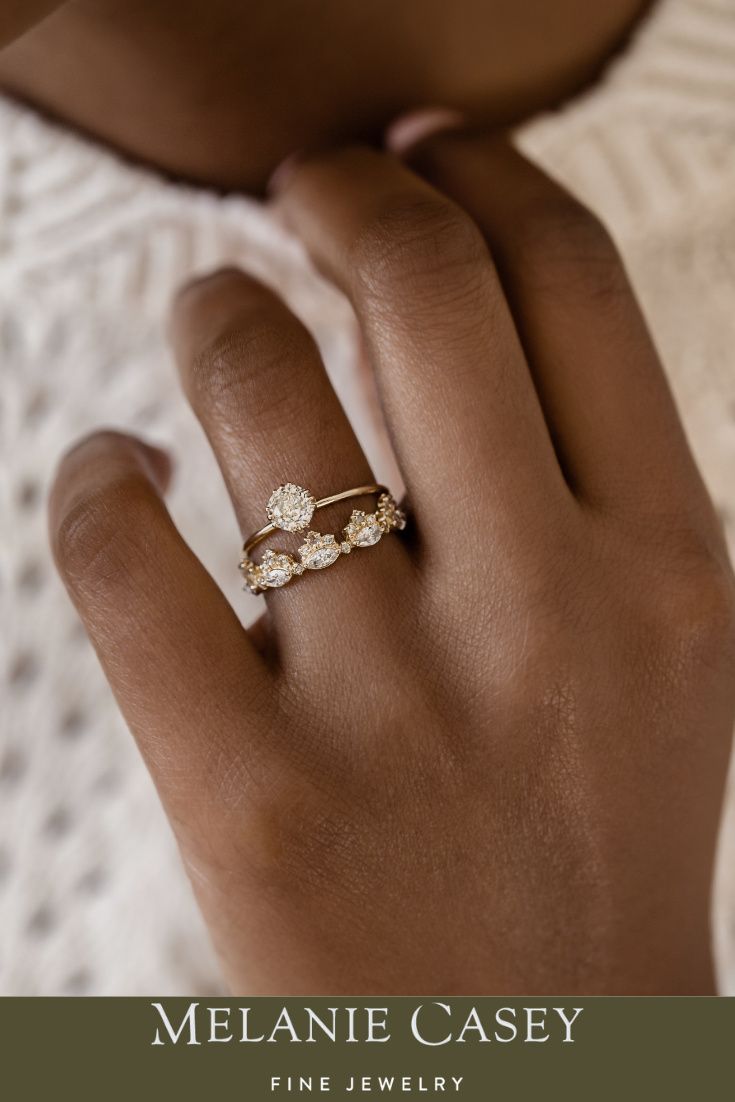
[1, 0, 734, 994]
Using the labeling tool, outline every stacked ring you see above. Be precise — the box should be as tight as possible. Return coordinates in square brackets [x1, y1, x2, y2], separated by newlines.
[239, 482, 406, 594]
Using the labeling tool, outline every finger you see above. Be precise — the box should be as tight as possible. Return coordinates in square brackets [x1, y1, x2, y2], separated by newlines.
[49, 430, 272, 819]
[400, 131, 709, 517]
[271, 147, 571, 564]
[171, 268, 411, 647]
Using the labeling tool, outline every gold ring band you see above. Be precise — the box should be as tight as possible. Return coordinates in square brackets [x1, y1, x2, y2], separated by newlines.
[240, 482, 406, 594]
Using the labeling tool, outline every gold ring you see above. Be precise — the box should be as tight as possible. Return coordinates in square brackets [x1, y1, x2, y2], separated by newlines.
[240, 482, 406, 593]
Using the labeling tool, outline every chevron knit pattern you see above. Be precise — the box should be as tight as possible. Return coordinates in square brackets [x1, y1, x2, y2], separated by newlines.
[1, 0, 734, 993]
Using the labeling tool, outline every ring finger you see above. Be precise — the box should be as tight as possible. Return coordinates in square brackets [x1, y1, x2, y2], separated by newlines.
[171, 268, 411, 653]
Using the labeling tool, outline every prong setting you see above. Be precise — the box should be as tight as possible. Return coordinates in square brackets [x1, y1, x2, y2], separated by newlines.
[343, 510, 383, 548]
[241, 487, 405, 593]
[298, 531, 341, 570]
[266, 484, 316, 532]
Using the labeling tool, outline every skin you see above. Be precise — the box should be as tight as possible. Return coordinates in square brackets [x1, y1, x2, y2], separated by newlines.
[0, 0, 652, 192]
[48, 129, 735, 994]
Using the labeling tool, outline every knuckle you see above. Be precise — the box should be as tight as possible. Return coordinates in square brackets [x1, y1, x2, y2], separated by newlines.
[349, 193, 488, 304]
[188, 312, 317, 427]
[630, 522, 735, 688]
[513, 193, 624, 302]
[53, 474, 158, 595]
[654, 556, 735, 653]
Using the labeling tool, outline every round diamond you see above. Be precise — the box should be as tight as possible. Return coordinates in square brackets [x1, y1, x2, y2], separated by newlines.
[259, 550, 294, 588]
[344, 510, 383, 548]
[266, 484, 315, 532]
[299, 532, 341, 570]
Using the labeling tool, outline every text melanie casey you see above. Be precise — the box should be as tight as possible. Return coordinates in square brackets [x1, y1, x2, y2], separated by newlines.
[151, 1002, 583, 1047]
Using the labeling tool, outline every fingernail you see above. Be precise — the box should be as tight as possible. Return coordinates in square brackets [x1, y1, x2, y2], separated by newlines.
[385, 107, 466, 155]
[267, 151, 303, 198]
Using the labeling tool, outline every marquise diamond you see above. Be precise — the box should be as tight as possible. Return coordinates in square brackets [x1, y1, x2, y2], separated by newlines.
[344, 509, 383, 548]
[298, 531, 341, 570]
[258, 550, 295, 588]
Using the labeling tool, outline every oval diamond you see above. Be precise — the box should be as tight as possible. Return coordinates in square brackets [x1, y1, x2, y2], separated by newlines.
[266, 484, 316, 532]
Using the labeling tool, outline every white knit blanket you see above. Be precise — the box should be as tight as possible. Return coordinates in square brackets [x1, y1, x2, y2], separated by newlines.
[2, 0, 735, 994]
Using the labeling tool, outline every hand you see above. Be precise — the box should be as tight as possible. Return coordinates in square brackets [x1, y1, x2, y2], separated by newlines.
[49, 133, 735, 994]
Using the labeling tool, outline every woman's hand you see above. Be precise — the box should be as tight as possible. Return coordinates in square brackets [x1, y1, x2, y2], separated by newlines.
[49, 133, 735, 994]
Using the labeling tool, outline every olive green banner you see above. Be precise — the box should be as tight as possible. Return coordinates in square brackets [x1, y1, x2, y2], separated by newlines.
[1, 997, 732, 1099]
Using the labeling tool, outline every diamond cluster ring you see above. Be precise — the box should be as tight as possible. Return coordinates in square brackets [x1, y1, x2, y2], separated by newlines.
[239, 483, 406, 594]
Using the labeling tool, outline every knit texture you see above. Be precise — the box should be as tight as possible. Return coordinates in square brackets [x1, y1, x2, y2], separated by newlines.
[1, 0, 734, 994]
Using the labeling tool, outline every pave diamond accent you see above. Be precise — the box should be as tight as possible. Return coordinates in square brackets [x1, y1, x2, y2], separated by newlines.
[266, 484, 316, 532]
[344, 509, 383, 548]
[239, 558, 263, 593]
[376, 493, 406, 532]
[298, 531, 341, 570]
[241, 485, 406, 594]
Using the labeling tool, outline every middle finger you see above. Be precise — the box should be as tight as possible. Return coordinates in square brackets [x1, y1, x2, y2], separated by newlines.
[171, 268, 411, 656]
[273, 147, 571, 565]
